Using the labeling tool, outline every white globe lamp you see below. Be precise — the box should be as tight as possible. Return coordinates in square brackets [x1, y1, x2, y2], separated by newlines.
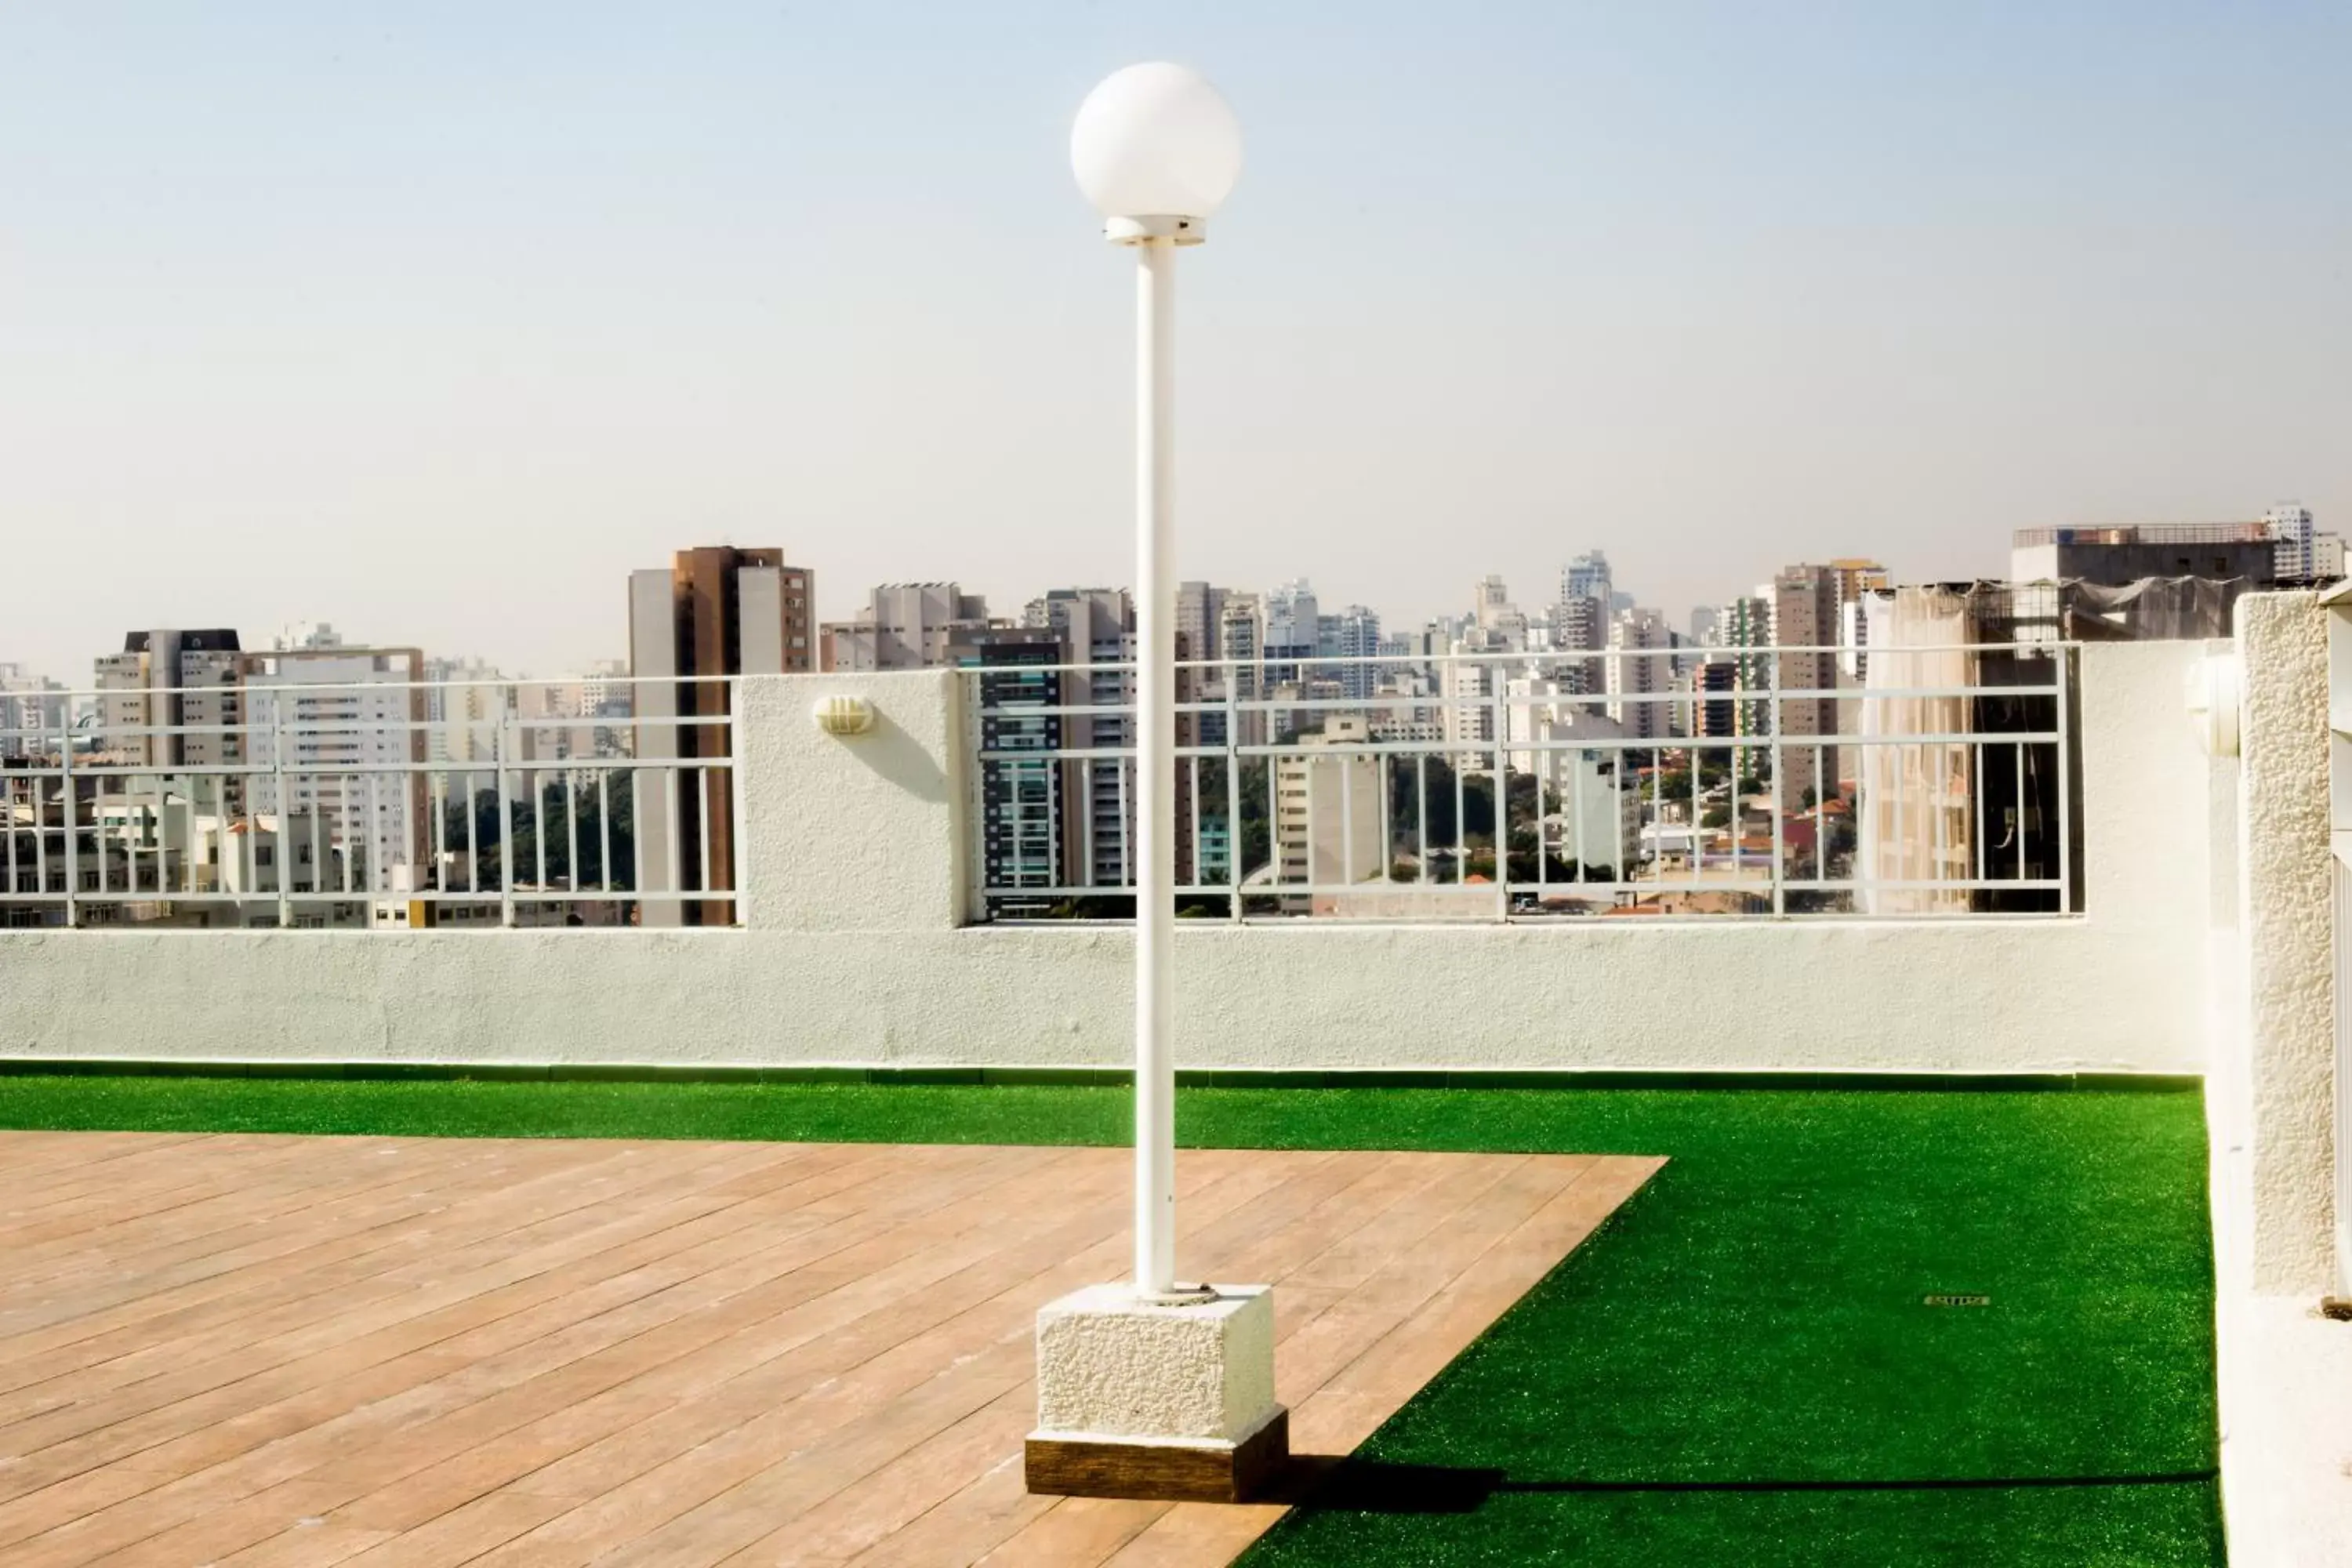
[1069, 63, 1243, 243]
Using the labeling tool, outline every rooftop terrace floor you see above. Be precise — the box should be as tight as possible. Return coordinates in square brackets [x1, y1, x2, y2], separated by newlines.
[0, 1077, 2223, 1566]
[0, 1128, 1655, 1566]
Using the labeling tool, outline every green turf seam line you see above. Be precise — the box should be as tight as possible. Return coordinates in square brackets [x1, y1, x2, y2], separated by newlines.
[0, 1058, 2203, 1093]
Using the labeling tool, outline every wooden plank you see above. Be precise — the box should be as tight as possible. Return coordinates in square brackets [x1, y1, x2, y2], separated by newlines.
[0, 1132, 1660, 1568]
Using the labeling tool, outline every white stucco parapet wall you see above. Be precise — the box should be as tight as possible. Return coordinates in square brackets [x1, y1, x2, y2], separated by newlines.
[1, 642, 2221, 1076]
[2217, 590, 2336, 1292]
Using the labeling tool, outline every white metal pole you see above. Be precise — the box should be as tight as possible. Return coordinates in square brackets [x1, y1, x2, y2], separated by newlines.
[1134, 234, 1178, 1298]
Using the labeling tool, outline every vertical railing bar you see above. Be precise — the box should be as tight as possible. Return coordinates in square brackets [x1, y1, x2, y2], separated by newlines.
[40, 753, 55, 920]
[1690, 742, 1701, 891]
[2014, 740, 2026, 883]
[60, 730, 77, 927]
[1416, 754, 1428, 886]
[1535, 744, 1548, 895]
[1815, 739, 1827, 886]
[566, 768, 581, 898]
[1973, 733, 1986, 886]
[1933, 739, 1951, 906]
[1082, 757, 1096, 889]
[720, 681, 742, 924]
[369, 769, 383, 904]
[1492, 682, 1508, 920]
[1573, 742, 1588, 884]
[1439, 719, 1458, 888]
[1223, 673, 1241, 919]
[597, 766, 612, 899]
[1378, 750, 1393, 887]
[5, 759, 17, 906]
[272, 699, 291, 928]
[690, 764, 708, 906]
[664, 748, 683, 907]
[2055, 648, 2074, 913]
[1769, 654, 1785, 917]
[497, 712, 515, 928]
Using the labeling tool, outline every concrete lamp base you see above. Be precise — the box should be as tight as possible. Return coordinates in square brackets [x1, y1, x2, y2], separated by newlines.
[1026, 1282, 1288, 1504]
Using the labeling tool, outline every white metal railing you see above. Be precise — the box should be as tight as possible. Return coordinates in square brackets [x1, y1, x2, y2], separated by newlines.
[1, 677, 742, 931]
[958, 643, 2078, 922]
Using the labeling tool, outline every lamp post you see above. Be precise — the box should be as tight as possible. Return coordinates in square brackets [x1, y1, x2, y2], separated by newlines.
[1069, 63, 1243, 1302]
[1027, 66, 1286, 1506]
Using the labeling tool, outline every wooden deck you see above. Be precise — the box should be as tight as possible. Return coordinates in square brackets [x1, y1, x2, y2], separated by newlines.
[0, 1131, 1661, 1566]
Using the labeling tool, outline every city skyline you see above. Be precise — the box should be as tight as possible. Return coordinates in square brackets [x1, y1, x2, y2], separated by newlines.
[3, 505, 2327, 692]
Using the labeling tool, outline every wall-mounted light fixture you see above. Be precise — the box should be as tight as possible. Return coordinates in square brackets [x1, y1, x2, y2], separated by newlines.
[811, 695, 876, 738]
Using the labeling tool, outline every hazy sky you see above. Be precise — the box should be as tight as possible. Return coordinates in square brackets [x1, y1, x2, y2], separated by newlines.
[3, 2, 2346, 683]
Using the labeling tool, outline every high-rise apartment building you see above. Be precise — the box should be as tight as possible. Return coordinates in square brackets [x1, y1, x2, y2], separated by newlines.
[1272, 714, 1384, 909]
[95, 630, 426, 880]
[1824, 561, 1893, 681]
[1316, 605, 1383, 703]
[1548, 564, 1606, 695]
[951, 625, 1068, 910]
[421, 655, 506, 766]
[1719, 597, 1773, 742]
[1562, 552, 1613, 610]
[1469, 576, 1530, 653]
[245, 647, 430, 883]
[1175, 583, 1231, 748]
[1025, 589, 1136, 889]
[1771, 564, 1842, 811]
[2318, 535, 2347, 579]
[1441, 637, 1503, 764]
[821, 583, 994, 672]
[1175, 583, 1227, 672]
[96, 630, 249, 772]
[2266, 504, 2320, 580]
[0, 666, 67, 761]
[1692, 661, 1740, 739]
[628, 546, 815, 924]
[576, 659, 634, 758]
[1218, 593, 1267, 749]
[1265, 579, 1319, 687]
[1606, 607, 1674, 740]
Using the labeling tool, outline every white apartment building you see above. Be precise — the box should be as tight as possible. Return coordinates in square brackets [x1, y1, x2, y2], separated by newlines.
[1218, 593, 1267, 750]
[246, 648, 428, 884]
[1606, 607, 1674, 740]
[1470, 575, 1530, 651]
[1373, 666, 1443, 746]
[2267, 504, 2317, 579]
[1441, 637, 1504, 764]
[0, 666, 65, 760]
[422, 656, 507, 766]
[1272, 713, 1385, 906]
[822, 583, 996, 673]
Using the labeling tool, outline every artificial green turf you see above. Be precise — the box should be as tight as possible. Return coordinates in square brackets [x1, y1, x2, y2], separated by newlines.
[0, 1076, 2223, 1566]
